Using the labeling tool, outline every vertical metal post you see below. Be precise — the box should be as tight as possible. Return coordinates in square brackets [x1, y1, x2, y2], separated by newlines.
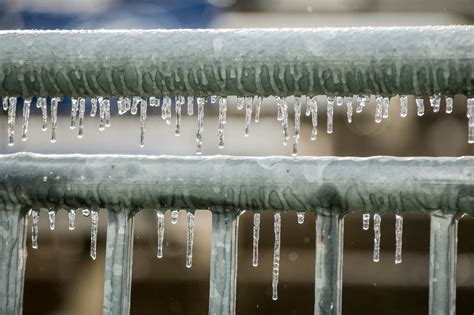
[429, 214, 457, 315]
[315, 210, 344, 315]
[208, 208, 239, 315]
[103, 209, 135, 315]
[0, 204, 27, 315]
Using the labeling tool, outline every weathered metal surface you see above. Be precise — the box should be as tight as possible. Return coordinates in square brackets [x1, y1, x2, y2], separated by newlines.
[0, 26, 472, 97]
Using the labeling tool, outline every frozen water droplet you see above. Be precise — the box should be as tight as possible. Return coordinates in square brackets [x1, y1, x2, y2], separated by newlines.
[382, 97, 390, 119]
[252, 212, 260, 267]
[297, 212, 305, 224]
[395, 214, 403, 264]
[187, 96, 194, 115]
[171, 209, 179, 224]
[362, 213, 370, 230]
[68, 209, 76, 231]
[139, 98, 147, 147]
[327, 96, 334, 134]
[373, 213, 381, 262]
[90, 210, 99, 260]
[48, 210, 56, 230]
[375, 96, 383, 123]
[218, 97, 227, 149]
[77, 97, 85, 138]
[416, 97, 424, 116]
[254, 96, 262, 123]
[446, 96, 454, 114]
[272, 212, 281, 300]
[21, 97, 31, 141]
[237, 97, 244, 110]
[244, 97, 253, 137]
[467, 98, 474, 144]
[50, 97, 60, 143]
[400, 96, 408, 117]
[175, 96, 184, 136]
[186, 211, 195, 268]
[156, 210, 165, 258]
[90, 97, 98, 117]
[346, 96, 353, 123]
[196, 98, 205, 155]
[82, 208, 91, 217]
[308, 96, 318, 141]
[70, 97, 78, 129]
[7, 97, 17, 146]
[292, 97, 301, 156]
[430, 94, 441, 113]
[31, 209, 39, 249]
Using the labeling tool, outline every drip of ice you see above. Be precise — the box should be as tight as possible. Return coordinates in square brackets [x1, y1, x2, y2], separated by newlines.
[78, 97, 85, 138]
[272, 212, 281, 300]
[156, 210, 165, 258]
[346, 96, 353, 123]
[336, 96, 344, 106]
[362, 213, 370, 230]
[430, 95, 441, 113]
[467, 98, 474, 144]
[382, 97, 390, 119]
[395, 214, 403, 264]
[327, 96, 334, 134]
[237, 97, 244, 110]
[48, 209, 56, 230]
[296, 212, 305, 224]
[68, 209, 76, 231]
[139, 98, 147, 147]
[90, 210, 99, 260]
[400, 96, 408, 117]
[218, 97, 227, 149]
[292, 96, 301, 156]
[82, 208, 91, 217]
[50, 97, 60, 143]
[252, 212, 260, 267]
[131, 97, 139, 115]
[416, 97, 424, 116]
[254, 96, 262, 123]
[90, 97, 98, 117]
[196, 98, 205, 155]
[244, 96, 253, 136]
[308, 96, 318, 141]
[446, 97, 454, 114]
[375, 96, 383, 123]
[70, 97, 78, 129]
[31, 209, 39, 249]
[186, 211, 195, 268]
[171, 209, 179, 224]
[7, 97, 17, 146]
[175, 96, 184, 136]
[162, 96, 172, 125]
[21, 97, 31, 141]
[36, 97, 48, 131]
[187, 96, 194, 115]
[373, 213, 381, 263]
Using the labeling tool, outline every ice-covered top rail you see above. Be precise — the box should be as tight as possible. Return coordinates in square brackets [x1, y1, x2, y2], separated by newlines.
[0, 26, 473, 97]
[0, 153, 473, 214]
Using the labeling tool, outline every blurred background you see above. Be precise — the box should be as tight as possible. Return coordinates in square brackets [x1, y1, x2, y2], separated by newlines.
[0, 0, 474, 314]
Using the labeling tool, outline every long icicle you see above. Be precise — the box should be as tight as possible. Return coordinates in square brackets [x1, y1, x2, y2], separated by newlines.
[50, 97, 60, 143]
[78, 97, 85, 138]
[21, 97, 31, 141]
[346, 96, 353, 123]
[395, 214, 403, 264]
[7, 97, 17, 146]
[156, 210, 165, 258]
[244, 96, 253, 136]
[218, 97, 227, 149]
[272, 212, 281, 300]
[37, 97, 48, 131]
[70, 97, 78, 129]
[31, 209, 39, 249]
[373, 213, 381, 262]
[254, 96, 262, 123]
[327, 96, 334, 133]
[90, 209, 99, 260]
[292, 96, 301, 156]
[309, 96, 318, 141]
[196, 97, 205, 155]
[186, 210, 195, 268]
[139, 98, 147, 147]
[252, 211, 261, 267]
[467, 98, 474, 144]
[48, 209, 56, 230]
[400, 95, 408, 117]
[175, 96, 184, 136]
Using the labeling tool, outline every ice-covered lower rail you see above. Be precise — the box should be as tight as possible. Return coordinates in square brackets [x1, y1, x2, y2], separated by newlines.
[0, 153, 473, 315]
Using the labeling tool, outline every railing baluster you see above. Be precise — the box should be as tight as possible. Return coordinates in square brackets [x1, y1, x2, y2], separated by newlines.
[209, 208, 239, 315]
[315, 210, 344, 315]
[0, 205, 27, 315]
[103, 209, 135, 315]
[429, 214, 457, 315]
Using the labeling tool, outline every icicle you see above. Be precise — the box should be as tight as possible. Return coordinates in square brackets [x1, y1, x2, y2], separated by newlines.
[252, 212, 260, 267]
[346, 96, 353, 123]
[186, 210, 195, 268]
[90, 209, 99, 260]
[467, 98, 474, 144]
[131, 97, 139, 115]
[68, 209, 76, 231]
[362, 213, 370, 230]
[104, 99, 111, 127]
[336, 96, 344, 106]
[255, 96, 262, 123]
[139, 98, 147, 147]
[430, 94, 441, 113]
[21, 97, 31, 141]
[375, 96, 383, 123]
[272, 212, 281, 301]
[382, 97, 390, 119]
[187, 96, 194, 115]
[175, 96, 184, 136]
[445, 96, 454, 114]
[2, 97, 8, 111]
[171, 209, 179, 224]
[210, 95, 218, 104]
[7, 97, 17, 146]
[373, 213, 381, 263]
[237, 97, 244, 110]
[78, 97, 85, 138]
[99, 99, 106, 131]
[48, 209, 56, 231]
[31, 209, 39, 249]
[297, 212, 305, 224]
[395, 214, 403, 264]
[275, 97, 289, 145]
[196, 97, 205, 155]
[90, 97, 98, 117]
[416, 97, 424, 116]
[148, 96, 159, 108]
[162, 96, 172, 125]
[309, 96, 318, 141]
[292, 96, 301, 156]
[117, 97, 124, 114]
[36, 97, 48, 131]
[400, 95, 408, 117]
[50, 97, 60, 143]
[327, 96, 334, 134]
[156, 210, 165, 258]
[70, 97, 78, 129]
[244, 96, 253, 136]
[218, 97, 227, 149]
[82, 208, 91, 217]
[356, 95, 368, 113]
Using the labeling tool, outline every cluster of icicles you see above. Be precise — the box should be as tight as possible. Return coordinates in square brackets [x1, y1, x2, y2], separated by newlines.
[4, 95, 474, 154]
[28, 209, 403, 301]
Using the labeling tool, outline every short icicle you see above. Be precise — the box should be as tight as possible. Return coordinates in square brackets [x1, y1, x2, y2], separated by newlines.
[31, 209, 39, 249]
[70, 97, 78, 129]
[50, 97, 60, 143]
[99, 99, 106, 131]
[375, 96, 383, 123]
[7, 97, 17, 146]
[187, 96, 194, 115]
[280, 98, 289, 145]
[430, 94, 441, 113]
[400, 95, 408, 117]
[78, 97, 85, 138]
[362, 213, 370, 230]
[2, 97, 8, 111]
[37, 97, 48, 131]
[156, 210, 165, 258]
[382, 97, 390, 119]
[272, 212, 281, 300]
[292, 96, 301, 156]
[446, 96, 454, 114]
[297, 212, 305, 224]
[82, 208, 91, 217]
[171, 209, 179, 224]
[186, 210, 195, 268]
[416, 97, 425, 116]
[68, 209, 76, 231]
[90, 97, 98, 117]
[175, 96, 184, 136]
[373, 213, 381, 262]
[90, 209, 99, 260]
[21, 97, 31, 141]
[131, 97, 139, 115]
[336, 96, 344, 106]
[237, 97, 244, 110]
[139, 98, 147, 147]
[346, 96, 353, 123]
[162, 96, 172, 125]
[308, 96, 318, 141]
[196, 97, 205, 155]
[254, 96, 262, 123]
[252, 211, 260, 267]
[327, 96, 334, 133]
[48, 209, 56, 230]
[395, 214, 403, 264]
[218, 97, 227, 149]
[244, 96, 253, 136]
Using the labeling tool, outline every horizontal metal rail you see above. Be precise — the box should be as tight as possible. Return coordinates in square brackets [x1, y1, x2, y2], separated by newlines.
[0, 26, 472, 97]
